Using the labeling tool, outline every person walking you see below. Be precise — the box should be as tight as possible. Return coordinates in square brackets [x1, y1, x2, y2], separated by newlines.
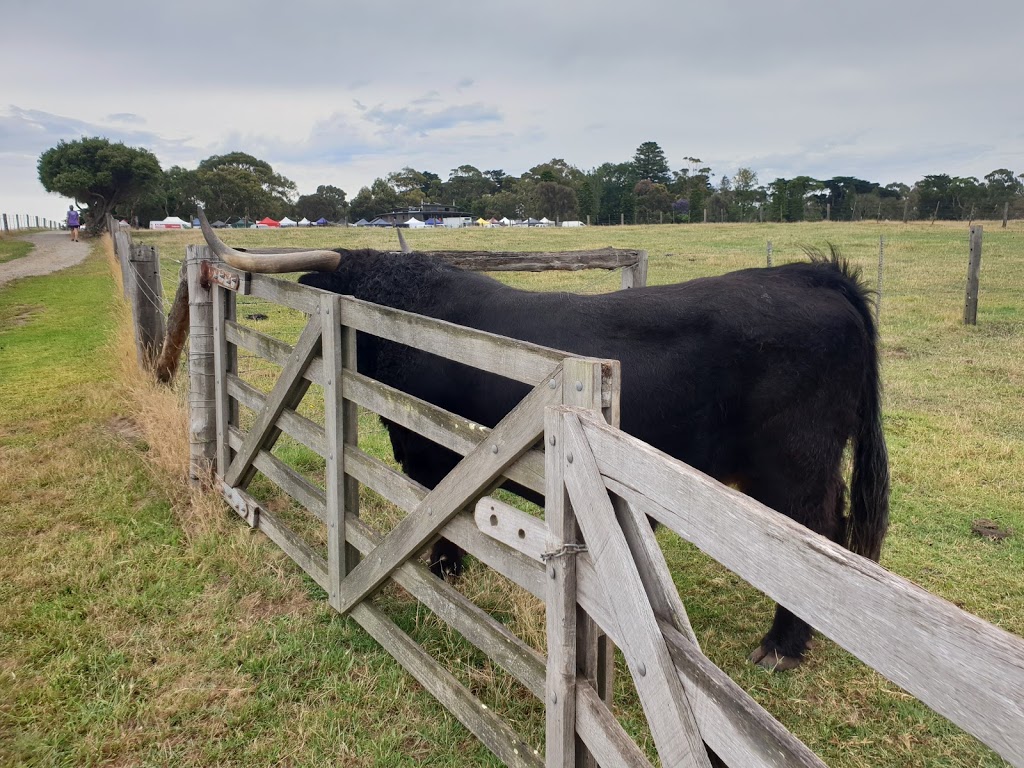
[66, 205, 81, 242]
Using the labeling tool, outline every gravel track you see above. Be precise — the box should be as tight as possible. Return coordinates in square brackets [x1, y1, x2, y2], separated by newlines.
[0, 231, 91, 287]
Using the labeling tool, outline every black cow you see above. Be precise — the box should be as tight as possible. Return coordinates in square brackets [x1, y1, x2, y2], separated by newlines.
[201, 218, 889, 671]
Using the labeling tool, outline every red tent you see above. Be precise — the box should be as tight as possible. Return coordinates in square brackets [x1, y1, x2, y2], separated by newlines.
[257, 217, 280, 227]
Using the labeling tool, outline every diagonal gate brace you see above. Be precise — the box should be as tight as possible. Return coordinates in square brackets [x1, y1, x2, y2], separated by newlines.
[223, 310, 324, 488]
[333, 365, 564, 616]
[560, 409, 712, 768]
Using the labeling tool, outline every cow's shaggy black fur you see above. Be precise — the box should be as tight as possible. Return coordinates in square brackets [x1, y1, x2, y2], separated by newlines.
[299, 247, 889, 668]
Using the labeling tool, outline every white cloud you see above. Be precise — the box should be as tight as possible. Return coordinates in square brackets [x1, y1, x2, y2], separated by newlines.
[2, 0, 1022, 220]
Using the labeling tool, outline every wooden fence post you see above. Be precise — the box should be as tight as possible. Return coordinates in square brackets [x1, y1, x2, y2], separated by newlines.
[620, 251, 648, 289]
[964, 226, 983, 325]
[128, 243, 167, 369]
[1, 213, 7, 232]
[1003, 202, 1009, 228]
[766, 241, 773, 267]
[113, 229, 132, 297]
[187, 244, 217, 486]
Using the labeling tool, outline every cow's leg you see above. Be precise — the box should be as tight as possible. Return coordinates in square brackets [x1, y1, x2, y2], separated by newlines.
[741, 458, 846, 671]
[384, 422, 467, 578]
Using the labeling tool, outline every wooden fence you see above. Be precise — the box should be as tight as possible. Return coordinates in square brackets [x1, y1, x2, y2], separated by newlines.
[180, 245, 1024, 768]
[1, 213, 62, 231]
[110, 221, 167, 370]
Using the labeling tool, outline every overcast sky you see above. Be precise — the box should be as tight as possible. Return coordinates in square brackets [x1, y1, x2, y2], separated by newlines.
[2, 0, 1022, 222]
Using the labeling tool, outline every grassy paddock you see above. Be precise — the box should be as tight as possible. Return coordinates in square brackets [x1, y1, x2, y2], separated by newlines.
[134, 220, 1023, 766]
[0, 232, 35, 265]
[4, 221, 1019, 766]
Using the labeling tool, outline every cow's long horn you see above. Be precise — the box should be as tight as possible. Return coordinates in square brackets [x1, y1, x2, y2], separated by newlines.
[396, 226, 411, 254]
[197, 207, 340, 273]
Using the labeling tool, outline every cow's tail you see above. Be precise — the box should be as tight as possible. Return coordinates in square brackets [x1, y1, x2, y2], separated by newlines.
[819, 246, 890, 561]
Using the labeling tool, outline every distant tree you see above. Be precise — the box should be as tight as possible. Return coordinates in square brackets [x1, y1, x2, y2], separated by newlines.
[193, 151, 297, 220]
[671, 157, 713, 221]
[633, 179, 673, 222]
[914, 175, 957, 220]
[589, 162, 635, 223]
[532, 181, 578, 221]
[478, 190, 521, 219]
[348, 178, 402, 222]
[388, 167, 428, 196]
[296, 184, 349, 223]
[420, 170, 444, 200]
[631, 141, 671, 185]
[484, 169, 509, 190]
[37, 137, 162, 232]
[134, 165, 199, 225]
[444, 165, 495, 209]
[522, 159, 584, 186]
[818, 177, 878, 220]
[766, 176, 822, 222]
[982, 169, 1021, 217]
[948, 176, 983, 220]
[732, 167, 760, 220]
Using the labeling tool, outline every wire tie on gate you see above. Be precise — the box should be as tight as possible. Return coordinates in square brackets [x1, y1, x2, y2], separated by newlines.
[540, 543, 587, 562]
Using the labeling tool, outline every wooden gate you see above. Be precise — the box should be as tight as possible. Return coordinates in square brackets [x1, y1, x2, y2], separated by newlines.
[192, 248, 1024, 768]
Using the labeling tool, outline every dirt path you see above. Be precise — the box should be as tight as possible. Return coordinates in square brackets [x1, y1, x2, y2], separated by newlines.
[0, 231, 91, 287]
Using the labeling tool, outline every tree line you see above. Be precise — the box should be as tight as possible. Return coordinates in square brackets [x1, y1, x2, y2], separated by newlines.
[38, 137, 1024, 232]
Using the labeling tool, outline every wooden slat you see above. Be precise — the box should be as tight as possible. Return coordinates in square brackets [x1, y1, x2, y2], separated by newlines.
[426, 248, 642, 272]
[349, 601, 543, 768]
[227, 375, 327, 458]
[225, 321, 326, 386]
[342, 324, 361, 574]
[216, 479, 328, 591]
[544, 403, 577, 768]
[474, 498, 545, 563]
[474, 496, 826, 768]
[575, 680, 654, 768]
[341, 295, 564, 386]
[249, 272, 321, 314]
[613, 494, 698, 645]
[334, 369, 562, 615]
[343, 369, 545, 495]
[258, 507, 329, 591]
[563, 357, 618, 724]
[656, 618, 825, 768]
[560, 412, 710, 768]
[227, 426, 327, 521]
[343, 444, 421, 513]
[344, 512, 546, 699]
[576, 411, 1024, 768]
[213, 285, 232, 477]
[223, 313, 323, 487]
[322, 294, 348, 610]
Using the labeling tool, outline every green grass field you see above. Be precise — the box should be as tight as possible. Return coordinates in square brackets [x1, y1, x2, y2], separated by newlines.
[3, 221, 1021, 766]
[0, 233, 34, 265]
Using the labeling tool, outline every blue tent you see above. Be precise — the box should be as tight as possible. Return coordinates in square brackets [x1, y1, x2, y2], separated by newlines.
[315, 217, 329, 226]
[424, 217, 440, 226]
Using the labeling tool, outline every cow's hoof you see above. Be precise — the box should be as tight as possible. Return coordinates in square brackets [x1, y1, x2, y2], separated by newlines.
[749, 645, 803, 672]
[430, 553, 465, 580]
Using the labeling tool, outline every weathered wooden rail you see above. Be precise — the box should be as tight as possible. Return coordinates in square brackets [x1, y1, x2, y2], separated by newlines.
[183, 245, 1024, 767]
